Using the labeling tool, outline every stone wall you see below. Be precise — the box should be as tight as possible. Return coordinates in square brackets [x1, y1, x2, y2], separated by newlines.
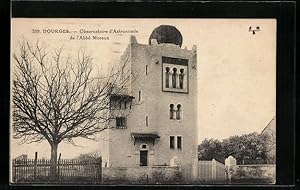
[102, 166, 181, 184]
[225, 156, 275, 184]
[232, 165, 275, 180]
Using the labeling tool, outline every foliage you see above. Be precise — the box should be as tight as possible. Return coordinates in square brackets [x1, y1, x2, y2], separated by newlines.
[137, 173, 148, 184]
[152, 170, 167, 184]
[76, 152, 100, 162]
[198, 138, 224, 163]
[172, 170, 183, 182]
[235, 167, 246, 178]
[198, 132, 271, 164]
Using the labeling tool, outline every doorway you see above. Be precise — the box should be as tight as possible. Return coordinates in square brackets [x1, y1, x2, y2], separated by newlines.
[140, 150, 148, 166]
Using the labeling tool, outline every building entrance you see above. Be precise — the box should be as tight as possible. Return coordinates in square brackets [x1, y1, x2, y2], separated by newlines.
[140, 150, 148, 166]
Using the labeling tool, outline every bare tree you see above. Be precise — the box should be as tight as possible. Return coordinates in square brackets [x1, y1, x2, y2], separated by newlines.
[12, 40, 135, 179]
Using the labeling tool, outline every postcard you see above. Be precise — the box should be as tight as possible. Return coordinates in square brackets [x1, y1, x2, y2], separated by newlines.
[10, 18, 276, 185]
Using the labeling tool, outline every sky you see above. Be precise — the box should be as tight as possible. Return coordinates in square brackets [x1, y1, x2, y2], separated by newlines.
[11, 19, 276, 159]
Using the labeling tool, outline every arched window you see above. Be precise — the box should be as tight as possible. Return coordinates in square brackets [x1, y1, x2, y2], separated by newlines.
[170, 104, 175, 119]
[172, 68, 177, 88]
[165, 67, 170, 88]
[176, 104, 181, 120]
[179, 69, 184, 89]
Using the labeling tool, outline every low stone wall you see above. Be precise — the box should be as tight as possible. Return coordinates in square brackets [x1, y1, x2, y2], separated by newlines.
[232, 165, 275, 182]
[102, 166, 181, 184]
[225, 156, 275, 184]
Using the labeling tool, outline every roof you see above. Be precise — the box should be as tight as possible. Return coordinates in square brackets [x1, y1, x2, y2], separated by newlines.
[149, 25, 183, 47]
[261, 116, 276, 134]
[131, 133, 160, 139]
[110, 94, 135, 101]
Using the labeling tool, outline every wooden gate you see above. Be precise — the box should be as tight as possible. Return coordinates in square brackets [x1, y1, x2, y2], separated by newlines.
[198, 159, 226, 182]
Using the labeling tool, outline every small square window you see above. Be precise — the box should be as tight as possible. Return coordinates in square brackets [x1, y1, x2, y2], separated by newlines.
[116, 117, 126, 128]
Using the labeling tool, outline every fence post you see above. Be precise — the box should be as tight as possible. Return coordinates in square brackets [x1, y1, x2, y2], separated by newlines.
[34, 152, 38, 180]
[96, 157, 102, 182]
[57, 153, 61, 180]
[225, 156, 237, 183]
[212, 159, 216, 181]
[13, 159, 16, 182]
[191, 159, 198, 182]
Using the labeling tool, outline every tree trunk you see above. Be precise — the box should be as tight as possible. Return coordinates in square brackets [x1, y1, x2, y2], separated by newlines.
[50, 143, 58, 180]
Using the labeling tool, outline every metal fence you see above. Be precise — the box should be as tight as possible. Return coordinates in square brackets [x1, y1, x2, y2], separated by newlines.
[12, 157, 102, 183]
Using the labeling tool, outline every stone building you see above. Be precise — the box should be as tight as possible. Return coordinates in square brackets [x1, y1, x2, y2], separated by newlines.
[104, 25, 198, 169]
